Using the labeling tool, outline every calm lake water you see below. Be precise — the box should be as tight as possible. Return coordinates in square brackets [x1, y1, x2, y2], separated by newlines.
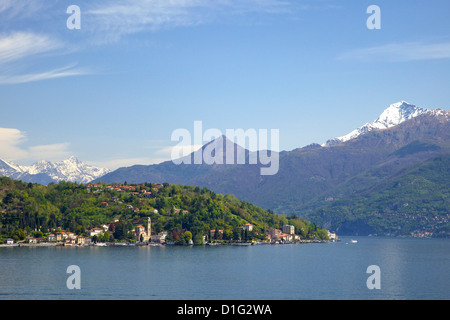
[0, 237, 448, 300]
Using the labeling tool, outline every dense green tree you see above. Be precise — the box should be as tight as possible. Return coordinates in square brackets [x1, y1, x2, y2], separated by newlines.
[0, 177, 333, 243]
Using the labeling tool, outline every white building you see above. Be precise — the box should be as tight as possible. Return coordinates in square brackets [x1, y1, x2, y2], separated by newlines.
[282, 225, 295, 235]
[152, 232, 167, 243]
[87, 228, 104, 237]
[328, 231, 338, 241]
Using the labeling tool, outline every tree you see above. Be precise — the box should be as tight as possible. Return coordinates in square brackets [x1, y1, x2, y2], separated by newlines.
[232, 228, 241, 241]
[33, 230, 44, 238]
[223, 228, 233, 241]
[11, 229, 26, 240]
[193, 233, 204, 245]
[102, 231, 111, 242]
[182, 231, 192, 244]
[316, 229, 329, 240]
[3, 192, 14, 205]
[113, 222, 126, 240]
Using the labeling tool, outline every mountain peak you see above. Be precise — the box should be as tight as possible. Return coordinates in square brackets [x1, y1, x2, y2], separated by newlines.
[323, 101, 431, 146]
[0, 157, 110, 185]
[376, 101, 429, 128]
[174, 134, 250, 166]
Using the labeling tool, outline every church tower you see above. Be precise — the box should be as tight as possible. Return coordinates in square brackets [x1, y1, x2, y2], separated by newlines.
[147, 217, 151, 242]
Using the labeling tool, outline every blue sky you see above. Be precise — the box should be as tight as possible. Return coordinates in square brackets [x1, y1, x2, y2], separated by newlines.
[1, 0, 449, 169]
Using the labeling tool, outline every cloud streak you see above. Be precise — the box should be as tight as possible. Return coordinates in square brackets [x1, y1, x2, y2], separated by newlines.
[339, 41, 450, 62]
[0, 128, 28, 161]
[0, 1, 295, 81]
[0, 0, 45, 19]
[85, 0, 292, 42]
[0, 127, 71, 163]
[0, 31, 90, 84]
[0, 64, 90, 85]
[0, 32, 62, 64]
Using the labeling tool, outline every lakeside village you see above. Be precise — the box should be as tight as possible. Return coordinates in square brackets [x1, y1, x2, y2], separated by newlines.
[0, 182, 338, 247]
[0, 219, 338, 247]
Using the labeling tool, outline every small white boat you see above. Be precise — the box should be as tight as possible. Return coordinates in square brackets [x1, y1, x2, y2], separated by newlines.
[149, 243, 162, 247]
[95, 243, 107, 247]
[350, 239, 358, 243]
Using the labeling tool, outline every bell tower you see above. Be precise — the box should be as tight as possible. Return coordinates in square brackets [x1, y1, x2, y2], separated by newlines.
[147, 217, 151, 242]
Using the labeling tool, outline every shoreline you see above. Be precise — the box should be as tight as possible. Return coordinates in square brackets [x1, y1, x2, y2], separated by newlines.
[0, 239, 334, 248]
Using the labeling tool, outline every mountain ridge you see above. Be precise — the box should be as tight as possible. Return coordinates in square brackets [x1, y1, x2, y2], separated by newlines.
[93, 101, 449, 236]
[2, 101, 448, 235]
[0, 156, 110, 184]
[322, 101, 431, 146]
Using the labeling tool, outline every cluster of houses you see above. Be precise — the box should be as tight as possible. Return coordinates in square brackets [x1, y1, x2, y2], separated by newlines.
[411, 231, 434, 238]
[24, 224, 111, 246]
[3, 214, 337, 245]
[207, 223, 331, 243]
[267, 226, 338, 243]
[3, 218, 166, 246]
[86, 183, 164, 197]
[267, 225, 301, 242]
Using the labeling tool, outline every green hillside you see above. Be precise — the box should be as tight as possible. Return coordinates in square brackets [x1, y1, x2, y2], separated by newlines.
[305, 154, 450, 237]
[0, 177, 328, 244]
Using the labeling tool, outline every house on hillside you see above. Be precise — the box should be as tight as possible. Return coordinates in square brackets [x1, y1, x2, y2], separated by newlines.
[152, 232, 168, 243]
[282, 225, 295, 235]
[87, 228, 103, 237]
[268, 228, 281, 240]
[209, 229, 223, 240]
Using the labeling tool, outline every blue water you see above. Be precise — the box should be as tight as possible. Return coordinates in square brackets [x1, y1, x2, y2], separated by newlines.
[0, 237, 448, 300]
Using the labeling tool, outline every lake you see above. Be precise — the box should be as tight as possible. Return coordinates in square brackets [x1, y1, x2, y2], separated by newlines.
[0, 236, 448, 300]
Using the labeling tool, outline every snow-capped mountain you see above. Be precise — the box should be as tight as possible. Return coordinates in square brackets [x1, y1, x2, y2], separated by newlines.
[0, 156, 110, 184]
[323, 101, 431, 146]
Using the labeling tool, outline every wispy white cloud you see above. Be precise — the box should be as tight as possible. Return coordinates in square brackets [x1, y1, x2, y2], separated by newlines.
[0, 32, 90, 84]
[0, 128, 28, 161]
[0, 31, 62, 64]
[85, 0, 293, 42]
[0, 0, 45, 19]
[0, 127, 71, 163]
[0, 64, 90, 85]
[339, 41, 450, 62]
